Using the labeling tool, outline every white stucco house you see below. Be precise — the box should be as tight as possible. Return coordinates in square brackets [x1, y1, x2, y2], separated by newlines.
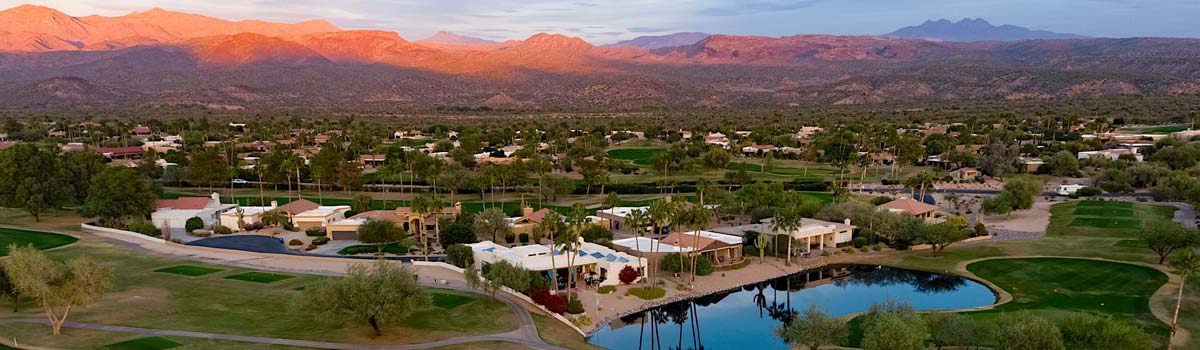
[151, 193, 235, 231]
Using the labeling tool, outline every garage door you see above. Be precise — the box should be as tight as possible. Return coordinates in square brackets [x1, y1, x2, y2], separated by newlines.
[331, 231, 357, 240]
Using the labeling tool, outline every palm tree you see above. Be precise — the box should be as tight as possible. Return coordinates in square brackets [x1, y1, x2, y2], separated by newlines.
[772, 206, 803, 266]
[541, 211, 566, 295]
[554, 217, 581, 300]
[1170, 250, 1200, 337]
[647, 200, 674, 287]
[603, 192, 622, 231]
[626, 208, 649, 286]
[685, 206, 710, 285]
[410, 193, 441, 261]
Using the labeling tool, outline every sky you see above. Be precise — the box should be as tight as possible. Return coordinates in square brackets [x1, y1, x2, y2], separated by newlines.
[5, 0, 1200, 43]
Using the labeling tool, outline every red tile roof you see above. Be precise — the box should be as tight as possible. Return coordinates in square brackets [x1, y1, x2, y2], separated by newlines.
[277, 199, 320, 215]
[155, 197, 215, 210]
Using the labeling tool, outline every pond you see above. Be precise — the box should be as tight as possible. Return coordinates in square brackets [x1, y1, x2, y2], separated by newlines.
[587, 265, 996, 350]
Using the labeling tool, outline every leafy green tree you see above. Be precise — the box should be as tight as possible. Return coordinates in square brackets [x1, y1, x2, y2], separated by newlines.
[0, 266, 19, 312]
[185, 148, 228, 192]
[335, 161, 364, 196]
[1139, 220, 1197, 264]
[1058, 313, 1151, 350]
[0, 144, 72, 221]
[438, 220, 477, 247]
[80, 167, 156, 228]
[62, 148, 108, 203]
[1045, 150, 1080, 176]
[703, 148, 731, 169]
[445, 244, 475, 268]
[351, 193, 373, 213]
[474, 207, 512, 243]
[774, 304, 847, 350]
[1096, 168, 1135, 194]
[483, 260, 532, 297]
[357, 219, 405, 254]
[990, 312, 1064, 350]
[980, 192, 1015, 216]
[860, 300, 929, 350]
[925, 312, 981, 349]
[309, 145, 342, 194]
[3, 244, 114, 335]
[298, 260, 429, 336]
[919, 222, 969, 256]
[541, 176, 576, 201]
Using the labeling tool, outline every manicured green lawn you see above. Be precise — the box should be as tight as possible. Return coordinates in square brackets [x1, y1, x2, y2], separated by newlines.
[1048, 200, 1174, 238]
[223, 271, 294, 284]
[1069, 217, 1141, 229]
[337, 242, 409, 255]
[1078, 200, 1134, 208]
[432, 292, 475, 309]
[0, 238, 521, 349]
[966, 258, 1169, 342]
[607, 148, 664, 166]
[105, 336, 182, 350]
[155, 265, 224, 277]
[1072, 207, 1134, 217]
[0, 227, 77, 256]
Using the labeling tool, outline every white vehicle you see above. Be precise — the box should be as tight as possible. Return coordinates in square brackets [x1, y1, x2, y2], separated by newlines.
[1057, 184, 1086, 196]
[232, 179, 249, 185]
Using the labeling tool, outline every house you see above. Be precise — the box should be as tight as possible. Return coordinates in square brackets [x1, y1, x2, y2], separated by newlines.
[292, 206, 351, 231]
[218, 202, 278, 231]
[877, 197, 939, 220]
[712, 217, 856, 251]
[95, 146, 144, 160]
[466, 239, 646, 287]
[276, 199, 320, 222]
[394, 202, 462, 235]
[326, 210, 400, 240]
[948, 167, 980, 181]
[151, 193, 235, 231]
[1020, 158, 1045, 173]
[1077, 148, 1143, 162]
[130, 125, 151, 135]
[597, 206, 657, 234]
[357, 154, 386, 167]
[510, 207, 552, 237]
[613, 230, 744, 266]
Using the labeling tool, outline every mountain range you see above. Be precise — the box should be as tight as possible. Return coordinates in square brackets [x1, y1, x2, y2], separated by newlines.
[887, 18, 1087, 42]
[0, 5, 1197, 110]
[610, 32, 710, 49]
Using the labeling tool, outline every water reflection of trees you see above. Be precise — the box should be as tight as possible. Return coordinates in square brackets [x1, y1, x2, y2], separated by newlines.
[608, 266, 969, 349]
[841, 265, 967, 294]
[619, 299, 707, 350]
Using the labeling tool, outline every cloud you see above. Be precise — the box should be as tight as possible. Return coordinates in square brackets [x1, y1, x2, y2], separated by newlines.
[698, 0, 822, 17]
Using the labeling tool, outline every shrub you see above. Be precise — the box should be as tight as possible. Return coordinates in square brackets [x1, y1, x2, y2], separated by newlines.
[571, 313, 592, 328]
[545, 294, 568, 314]
[852, 236, 869, 248]
[581, 225, 613, 243]
[694, 255, 714, 276]
[504, 232, 516, 244]
[528, 271, 550, 292]
[1076, 186, 1103, 197]
[127, 222, 161, 237]
[598, 285, 616, 294]
[626, 286, 666, 300]
[870, 196, 894, 206]
[518, 233, 530, 243]
[184, 217, 204, 232]
[618, 265, 639, 284]
[312, 237, 329, 246]
[530, 288, 551, 305]
[567, 297, 585, 314]
[821, 250, 831, 257]
[305, 227, 326, 237]
[873, 244, 883, 251]
[446, 244, 475, 268]
[974, 222, 989, 237]
[245, 222, 264, 230]
[288, 239, 303, 246]
[213, 225, 232, 235]
[660, 253, 687, 273]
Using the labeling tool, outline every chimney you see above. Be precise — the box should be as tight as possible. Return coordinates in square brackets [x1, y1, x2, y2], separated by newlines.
[270, 200, 278, 209]
[844, 218, 851, 226]
[210, 192, 220, 203]
[522, 206, 534, 217]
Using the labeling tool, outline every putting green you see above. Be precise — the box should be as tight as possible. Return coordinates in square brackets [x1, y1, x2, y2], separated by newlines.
[0, 227, 77, 256]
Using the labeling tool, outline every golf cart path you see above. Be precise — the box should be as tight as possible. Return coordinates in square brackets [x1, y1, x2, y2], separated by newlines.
[952, 255, 1189, 349]
[1, 225, 560, 350]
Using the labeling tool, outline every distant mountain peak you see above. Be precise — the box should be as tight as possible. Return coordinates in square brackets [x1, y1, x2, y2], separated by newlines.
[611, 32, 710, 49]
[418, 31, 496, 45]
[887, 18, 1087, 42]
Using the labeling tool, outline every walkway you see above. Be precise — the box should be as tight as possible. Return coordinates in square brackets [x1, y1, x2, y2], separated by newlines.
[5, 224, 559, 350]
